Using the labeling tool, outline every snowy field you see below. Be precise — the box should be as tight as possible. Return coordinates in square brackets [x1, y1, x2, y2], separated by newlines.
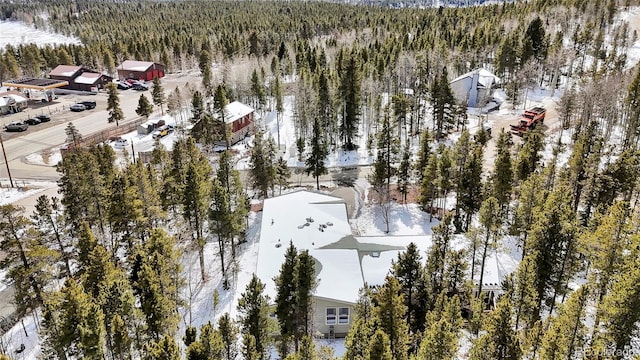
[0, 21, 81, 48]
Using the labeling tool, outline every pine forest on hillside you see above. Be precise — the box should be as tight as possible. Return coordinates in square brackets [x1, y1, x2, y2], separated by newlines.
[2, 0, 640, 359]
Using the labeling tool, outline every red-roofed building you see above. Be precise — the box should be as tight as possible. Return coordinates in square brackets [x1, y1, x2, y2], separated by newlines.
[117, 60, 165, 81]
[49, 65, 112, 91]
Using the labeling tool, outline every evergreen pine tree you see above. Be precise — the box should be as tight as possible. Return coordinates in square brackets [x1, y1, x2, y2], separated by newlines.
[270, 74, 284, 145]
[511, 172, 545, 258]
[218, 313, 239, 360]
[56, 278, 106, 360]
[0, 204, 52, 316]
[514, 129, 543, 183]
[275, 242, 298, 356]
[107, 82, 124, 126]
[187, 322, 224, 360]
[249, 131, 275, 198]
[76, 221, 98, 274]
[191, 90, 205, 125]
[275, 157, 291, 195]
[343, 318, 372, 360]
[469, 296, 521, 360]
[539, 286, 588, 360]
[136, 93, 154, 119]
[373, 276, 409, 360]
[294, 250, 317, 346]
[476, 197, 501, 297]
[306, 118, 329, 190]
[369, 106, 398, 233]
[419, 151, 440, 221]
[213, 83, 231, 148]
[237, 274, 271, 359]
[152, 76, 166, 115]
[417, 292, 462, 360]
[391, 242, 427, 335]
[426, 216, 455, 306]
[583, 201, 631, 329]
[135, 229, 182, 340]
[458, 145, 483, 231]
[339, 49, 362, 150]
[397, 144, 412, 204]
[431, 66, 457, 140]
[509, 253, 539, 330]
[31, 195, 72, 277]
[594, 253, 640, 358]
[143, 335, 181, 360]
[199, 49, 213, 92]
[250, 69, 267, 110]
[368, 330, 393, 360]
[491, 130, 513, 211]
[415, 129, 432, 184]
[64, 122, 83, 147]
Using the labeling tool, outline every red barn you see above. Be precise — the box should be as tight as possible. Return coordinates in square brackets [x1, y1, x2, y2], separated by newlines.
[117, 60, 165, 81]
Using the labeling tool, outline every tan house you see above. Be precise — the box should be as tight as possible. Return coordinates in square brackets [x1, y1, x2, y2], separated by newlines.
[256, 191, 520, 338]
[256, 191, 433, 338]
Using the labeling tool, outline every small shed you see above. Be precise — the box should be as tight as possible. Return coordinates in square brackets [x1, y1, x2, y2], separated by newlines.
[117, 60, 165, 82]
[137, 118, 166, 135]
[450, 68, 500, 108]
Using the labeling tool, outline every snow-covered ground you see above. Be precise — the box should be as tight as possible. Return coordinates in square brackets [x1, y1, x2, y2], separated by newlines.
[0, 21, 81, 48]
[0, 184, 50, 205]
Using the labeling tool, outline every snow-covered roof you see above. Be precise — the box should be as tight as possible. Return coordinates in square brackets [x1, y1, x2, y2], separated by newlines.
[224, 101, 254, 124]
[118, 60, 156, 72]
[475, 250, 517, 292]
[451, 68, 500, 88]
[0, 93, 27, 106]
[8, 93, 27, 102]
[257, 191, 355, 303]
[256, 191, 432, 304]
[73, 72, 101, 85]
[49, 64, 81, 77]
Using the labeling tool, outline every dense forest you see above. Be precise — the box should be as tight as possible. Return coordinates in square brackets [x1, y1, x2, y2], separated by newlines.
[2, 0, 640, 359]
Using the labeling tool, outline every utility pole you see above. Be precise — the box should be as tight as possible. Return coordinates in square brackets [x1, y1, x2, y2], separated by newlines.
[0, 134, 14, 188]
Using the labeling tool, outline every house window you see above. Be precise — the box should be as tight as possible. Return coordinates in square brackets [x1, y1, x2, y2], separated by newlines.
[326, 308, 336, 325]
[338, 307, 350, 324]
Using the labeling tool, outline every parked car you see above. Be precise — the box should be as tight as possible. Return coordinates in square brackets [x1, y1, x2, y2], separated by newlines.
[152, 125, 173, 140]
[79, 101, 96, 109]
[70, 103, 86, 112]
[36, 114, 51, 122]
[115, 80, 131, 90]
[4, 121, 28, 132]
[25, 118, 41, 125]
[112, 137, 130, 148]
[132, 83, 149, 91]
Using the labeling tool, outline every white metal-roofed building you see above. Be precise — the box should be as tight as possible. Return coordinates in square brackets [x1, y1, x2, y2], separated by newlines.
[256, 191, 431, 338]
[256, 190, 518, 337]
[450, 68, 500, 107]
